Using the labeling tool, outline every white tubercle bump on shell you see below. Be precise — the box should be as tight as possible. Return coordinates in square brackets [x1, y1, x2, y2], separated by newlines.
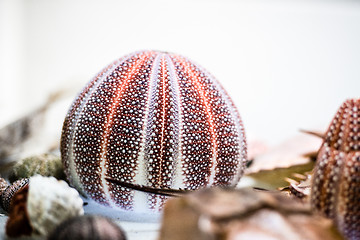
[26, 175, 84, 236]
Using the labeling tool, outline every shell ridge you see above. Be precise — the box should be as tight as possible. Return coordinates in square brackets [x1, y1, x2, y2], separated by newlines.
[65, 60, 122, 193]
[148, 53, 168, 210]
[156, 54, 170, 188]
[173, 55, 218, 186]
[99, 52, 150, 207]
[134, 53, 161, 185]
[151, 53, 167, 187]
[131, 52, 162, 212]
[141, 53, 178, 210]
[206, 73, 247, 185]
[331, 149, 346, 219]
[335, 151, 360, 237]
[166, 54, 185, 190]
[322, 145, 339, 217]
[150, 54, 183, 209]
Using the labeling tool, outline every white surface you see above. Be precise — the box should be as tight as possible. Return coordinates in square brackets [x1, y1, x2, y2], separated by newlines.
[0, 0, 360, 146]
[0, 211, 160, 240]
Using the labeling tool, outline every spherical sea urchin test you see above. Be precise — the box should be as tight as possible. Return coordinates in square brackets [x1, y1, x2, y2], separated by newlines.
[61, 50, 247, 219]
[311, 98, 360, 240]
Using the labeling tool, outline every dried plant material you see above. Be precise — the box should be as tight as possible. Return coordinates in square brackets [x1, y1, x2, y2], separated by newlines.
[159, 187, 343, 240]
[244, 162, 315, 190]
[224, 209, 342, 240]
[8, 153, 65, 183]
[244, 133, 323, 189]
[281, 173, 312, 201]
[299, 129, 325, 139]
[247, 133, 323, 174]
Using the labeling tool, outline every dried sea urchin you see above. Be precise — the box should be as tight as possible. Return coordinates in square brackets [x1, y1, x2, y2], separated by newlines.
[311, 98, 360, 240]
[61, 50, 247, 216]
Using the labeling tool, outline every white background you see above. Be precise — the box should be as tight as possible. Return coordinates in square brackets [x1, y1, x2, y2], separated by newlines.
[1, 0, 360, 145]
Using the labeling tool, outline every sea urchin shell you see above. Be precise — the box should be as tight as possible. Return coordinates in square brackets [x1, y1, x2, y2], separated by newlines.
[311, 98, 360, 240]
[61, 50, 247, 215]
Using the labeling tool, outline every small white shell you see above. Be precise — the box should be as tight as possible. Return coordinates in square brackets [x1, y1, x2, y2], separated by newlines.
[26, 175, 84, 236]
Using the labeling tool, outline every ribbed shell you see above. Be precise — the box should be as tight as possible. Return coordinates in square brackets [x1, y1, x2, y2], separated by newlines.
[61, 50, 247, 213]
[0, 178, 29, 212]
[27, 175, 84, 236]
[311, 98, 360, 240]
[0, 178, 8, 195]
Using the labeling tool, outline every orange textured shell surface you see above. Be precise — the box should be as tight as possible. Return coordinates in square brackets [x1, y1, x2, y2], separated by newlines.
[311, 98, 360, 240]
[60, 50, 247, 216]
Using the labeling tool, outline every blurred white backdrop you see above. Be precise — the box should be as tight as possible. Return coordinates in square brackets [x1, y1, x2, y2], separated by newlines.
[1, 0, 360, 145]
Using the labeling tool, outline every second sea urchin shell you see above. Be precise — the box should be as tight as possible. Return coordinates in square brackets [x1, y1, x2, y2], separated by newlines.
[61, 50, 247, 216]
[311, 98, 360, 240]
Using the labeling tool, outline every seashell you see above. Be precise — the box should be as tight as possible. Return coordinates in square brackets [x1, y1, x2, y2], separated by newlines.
[311, 98, 360, 240]
[60, 50, 247, 216]
[8, 153, 66, 182]
[27, 175, 84, 235]
[5, 183, 33, 237]
[6, 175, 84, 237]
[0, 177, 8, 194]
[47, 215, 127, 240]
[0, 178, 29, 212]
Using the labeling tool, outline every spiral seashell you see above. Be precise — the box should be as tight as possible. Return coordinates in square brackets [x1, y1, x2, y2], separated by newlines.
[311, 98, 360, 240]
[5, 184, 33, 237]
[0, 177, 9, 211]
[8, 153, 65, 182]
[5, 175, 84, 237]
[0, 177, 8, 195]
[0, 178, 29, 212]
[26, 175, 84, 236]
[47, 215, 127, 240]
[61, 50, 247, 216]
